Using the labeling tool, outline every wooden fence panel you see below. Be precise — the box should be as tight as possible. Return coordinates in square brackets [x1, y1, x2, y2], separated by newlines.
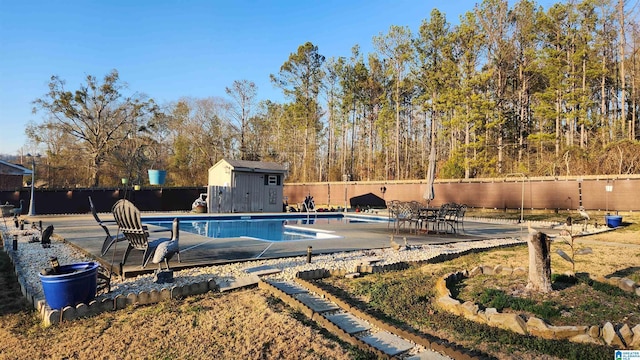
[284, 177, 640, 212]
[1, 177, 637, 214]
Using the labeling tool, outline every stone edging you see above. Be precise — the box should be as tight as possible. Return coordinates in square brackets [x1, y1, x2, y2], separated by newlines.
[589, 273, 640, 297]
[35, 279, 218, 326]
[295, 241, 526, 281]
[1, 231, 220, 326]
[434, 266, 640, 349]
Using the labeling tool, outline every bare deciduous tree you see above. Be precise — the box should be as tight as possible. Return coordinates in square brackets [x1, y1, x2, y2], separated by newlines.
[31, 70, 156, 186]
[226, 80, 257, 160]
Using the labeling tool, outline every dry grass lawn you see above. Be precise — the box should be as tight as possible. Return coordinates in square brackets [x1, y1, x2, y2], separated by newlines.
[445, 219, 640, 280]
[0, 290, 354, 359]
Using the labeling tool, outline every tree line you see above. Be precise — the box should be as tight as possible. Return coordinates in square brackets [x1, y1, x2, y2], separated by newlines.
[23, 0, 640, 188]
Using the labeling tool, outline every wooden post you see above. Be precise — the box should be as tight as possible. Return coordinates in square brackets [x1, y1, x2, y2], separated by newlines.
[526, 230, 552, 293]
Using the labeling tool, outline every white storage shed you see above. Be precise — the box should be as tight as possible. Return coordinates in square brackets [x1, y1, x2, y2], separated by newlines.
[207, 159, 288, 213]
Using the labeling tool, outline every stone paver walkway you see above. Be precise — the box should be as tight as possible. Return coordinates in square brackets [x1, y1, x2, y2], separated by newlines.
[262, 277, 453, 359]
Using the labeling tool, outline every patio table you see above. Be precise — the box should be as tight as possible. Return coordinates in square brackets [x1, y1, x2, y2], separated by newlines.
[418, 207, 439, 234]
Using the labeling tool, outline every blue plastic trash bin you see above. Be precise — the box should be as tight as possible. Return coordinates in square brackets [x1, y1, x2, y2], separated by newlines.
[604, 215, 622, 228]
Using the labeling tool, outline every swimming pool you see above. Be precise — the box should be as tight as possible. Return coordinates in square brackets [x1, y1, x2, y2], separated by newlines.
[143, 213, 389, 242]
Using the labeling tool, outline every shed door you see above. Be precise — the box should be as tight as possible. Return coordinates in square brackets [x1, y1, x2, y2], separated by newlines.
[234, 173, 265, 212]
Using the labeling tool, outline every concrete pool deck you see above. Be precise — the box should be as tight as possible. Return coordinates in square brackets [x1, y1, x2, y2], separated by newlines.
[27, 212, 537, 277]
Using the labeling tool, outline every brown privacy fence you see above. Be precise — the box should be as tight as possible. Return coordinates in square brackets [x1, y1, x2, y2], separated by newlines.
[283, 175, 640, 212]
[0, 176, 637, 215]
[0, 187, 207, 215]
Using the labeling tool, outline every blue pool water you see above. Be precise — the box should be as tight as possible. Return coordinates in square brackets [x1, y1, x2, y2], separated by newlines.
[143, 214, 388, 242]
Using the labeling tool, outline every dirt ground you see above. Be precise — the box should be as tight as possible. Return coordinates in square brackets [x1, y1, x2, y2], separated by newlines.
[0, 216, 637, 359]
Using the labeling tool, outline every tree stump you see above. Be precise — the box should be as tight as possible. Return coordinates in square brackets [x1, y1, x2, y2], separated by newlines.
[526, 229, 552, 293]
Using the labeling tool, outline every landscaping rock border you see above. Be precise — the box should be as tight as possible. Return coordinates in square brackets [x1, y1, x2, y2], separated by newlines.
[434, 266, 640, 349]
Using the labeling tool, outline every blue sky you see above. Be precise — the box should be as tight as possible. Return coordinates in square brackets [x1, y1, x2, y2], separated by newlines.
[0, 0, 556, 156]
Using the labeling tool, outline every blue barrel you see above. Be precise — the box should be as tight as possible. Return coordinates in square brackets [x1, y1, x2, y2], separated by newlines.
[148, 169, 167, 185]
[605, 215, 622, 228]
[39, 262, 99, 309]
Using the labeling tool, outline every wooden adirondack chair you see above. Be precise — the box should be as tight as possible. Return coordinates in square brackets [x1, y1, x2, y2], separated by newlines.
[111, 199, 179, 268]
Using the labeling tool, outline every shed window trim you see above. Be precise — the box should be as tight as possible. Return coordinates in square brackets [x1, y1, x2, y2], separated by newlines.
[266, 175, 279, 186]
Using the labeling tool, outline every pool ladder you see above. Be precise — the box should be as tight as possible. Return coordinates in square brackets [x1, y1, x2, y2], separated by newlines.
[303, 200, 317, 224]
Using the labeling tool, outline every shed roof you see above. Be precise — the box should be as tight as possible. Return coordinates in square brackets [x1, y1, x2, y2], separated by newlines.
[220, 159, 287, 173]
[0, 160, 32, 176]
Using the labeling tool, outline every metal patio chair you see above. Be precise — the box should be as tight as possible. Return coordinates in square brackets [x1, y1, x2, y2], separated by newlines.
[387, 200, 399, 231]
[393, 201, 421, 234]
[431, 203, 455, 234]
[445, 203, 467, 234]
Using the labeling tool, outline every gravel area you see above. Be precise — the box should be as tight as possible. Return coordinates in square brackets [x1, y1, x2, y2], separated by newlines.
[1, 222, 526, 302]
